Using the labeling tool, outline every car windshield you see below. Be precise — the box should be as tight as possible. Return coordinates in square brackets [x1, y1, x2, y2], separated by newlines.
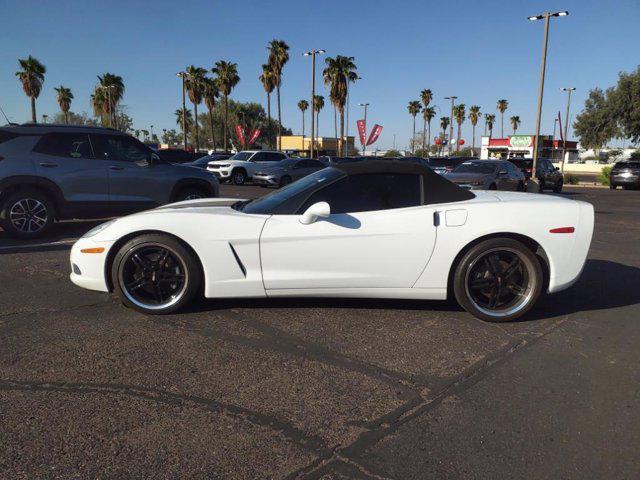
[229, 152, 253, 161]
[234, 167, 344, 214]
[615, 161, 640, 169]
[454, 162, 497, 174]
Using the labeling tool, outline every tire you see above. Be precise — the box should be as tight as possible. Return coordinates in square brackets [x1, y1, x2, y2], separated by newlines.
[538, 180, 546, 193]
[453, 238, 543, 322]
[516, 181, 525, 192]
[0, 189, 56, 239]
[279, 175, 292, 188]
[175, 186, 208, 201]
[610, 184, 617, 189]
[488, 183, 497, 190]
[111, 233, 201, 314]
[231, 168, 247, 185]
[553, 179, 563, 193]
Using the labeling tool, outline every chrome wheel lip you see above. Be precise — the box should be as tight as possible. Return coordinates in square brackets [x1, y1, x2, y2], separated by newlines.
[464, 247, 537, 319]
[184, 193, 203, 200]
[118, 242, 189, 311]
[9, 198, 48, 233]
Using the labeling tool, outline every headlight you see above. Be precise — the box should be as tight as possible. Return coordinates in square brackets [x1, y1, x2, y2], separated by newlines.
[82, 219, 116, 238]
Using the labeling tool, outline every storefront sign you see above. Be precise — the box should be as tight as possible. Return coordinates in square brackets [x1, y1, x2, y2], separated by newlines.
[509, 135, 533, 148]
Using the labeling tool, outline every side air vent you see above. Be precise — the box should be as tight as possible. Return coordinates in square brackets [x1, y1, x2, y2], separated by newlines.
[229, 244, 247, 277]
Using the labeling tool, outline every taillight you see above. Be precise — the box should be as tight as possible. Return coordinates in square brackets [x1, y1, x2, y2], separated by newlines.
[550, 227, 575, 234]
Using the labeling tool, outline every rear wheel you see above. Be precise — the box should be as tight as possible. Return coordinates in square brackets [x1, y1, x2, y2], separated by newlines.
[538, 180, 546, 192]
[453, 238, 543, 322]
[111, 234, 201, 314]
[0, 190, 55, 239]
[488, 183, 497, 190]
[516, 181, 525, 192]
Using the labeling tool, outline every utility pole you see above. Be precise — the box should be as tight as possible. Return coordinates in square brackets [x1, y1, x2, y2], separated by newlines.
[304, 49, 325, 158]
[359, 103, 369, 155]
[177, 72, 187, 150]
[560, 87, 575, 174]
[444, 96, 457, 156]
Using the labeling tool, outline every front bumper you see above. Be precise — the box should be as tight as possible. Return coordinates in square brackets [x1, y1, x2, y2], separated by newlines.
[69, 237, 115, 293]
[207, 168, 231, 179]
[454, 183, 485, 190]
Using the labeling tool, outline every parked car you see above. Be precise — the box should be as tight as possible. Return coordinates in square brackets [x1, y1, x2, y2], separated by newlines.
[70, 160, 594, 323]
[318, 156, 366, 164]
[156, 148, 198, 164]
[383, 156, 430, 167]
[0, 124, 219, 238]
[427, 156, 474, 175]
[252, 158, 326, 187]
[509, 158, 564, 192]
[185, 153, 232, 169]
[610, 161, 640, 190]
[446, 160, 525, 191]
[207, 150, 289, 184]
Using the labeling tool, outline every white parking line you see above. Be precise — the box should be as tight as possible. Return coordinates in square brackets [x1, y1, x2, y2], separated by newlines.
[0, 238, 78, 252]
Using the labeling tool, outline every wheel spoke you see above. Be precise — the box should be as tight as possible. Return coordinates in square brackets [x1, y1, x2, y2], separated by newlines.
[470, 277, 494, 290]
[486, 254, 501, 275]
[502, 258, 521, 279]
[131, 253, 150, 270]
[127, 276, 151, 290]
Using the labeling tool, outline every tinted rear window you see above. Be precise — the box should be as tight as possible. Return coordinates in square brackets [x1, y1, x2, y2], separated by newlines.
[33, 133, 93, 159]
[509, 158, 532, 168]
[614, 162, 640, 169]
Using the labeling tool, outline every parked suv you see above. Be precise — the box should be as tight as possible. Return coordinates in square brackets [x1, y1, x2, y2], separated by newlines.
[610, 161, 640, 190]
[509, 157, 563, 192]
[0, 124, 219, 238]
[207, 150, 289, 184]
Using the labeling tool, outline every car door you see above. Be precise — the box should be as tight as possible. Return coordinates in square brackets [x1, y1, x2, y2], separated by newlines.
[494, 163, 512, 190]
[91, 134, 171, 211]
[31, 132, 109, 211]
[260, 173, 437, 290]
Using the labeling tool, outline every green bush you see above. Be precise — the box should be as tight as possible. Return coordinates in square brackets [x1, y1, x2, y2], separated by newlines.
[597, 166, 612, 186]
[630, 150, 640, 161]
[565, 174, 580, 185]
[383, 149, 402, 157]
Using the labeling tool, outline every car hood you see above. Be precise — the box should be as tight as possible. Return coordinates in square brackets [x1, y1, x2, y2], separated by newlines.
[446, 172, 491, 183]
[155, 197, 245, 210]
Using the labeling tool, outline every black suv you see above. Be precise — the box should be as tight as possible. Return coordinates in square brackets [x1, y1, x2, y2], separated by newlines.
[509, 157, 564, 192]
[610, 161, 640, 190]
[0, 124, 219, 238]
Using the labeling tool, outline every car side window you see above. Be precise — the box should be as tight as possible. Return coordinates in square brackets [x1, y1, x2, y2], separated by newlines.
[33, 133, 93, 159]
[92, 135, 150, 163]
[298, 173, 422, 214]
[265, 152, 283, 162]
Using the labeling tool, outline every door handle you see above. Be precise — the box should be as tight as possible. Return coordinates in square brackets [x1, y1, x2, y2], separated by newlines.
[109, 165, 124, 171]
[39, 161, 58, 168]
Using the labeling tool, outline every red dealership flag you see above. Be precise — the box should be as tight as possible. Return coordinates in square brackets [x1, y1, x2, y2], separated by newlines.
[234, 124, 246, 147]
[356, 119, 367, 146]
[366, 124, 383, 146]
[247, 129, 261, 146]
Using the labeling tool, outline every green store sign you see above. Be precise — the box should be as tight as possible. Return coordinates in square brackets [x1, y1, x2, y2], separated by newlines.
[509, 135, 532, 148]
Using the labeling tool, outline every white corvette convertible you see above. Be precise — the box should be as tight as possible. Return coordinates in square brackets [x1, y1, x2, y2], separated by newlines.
[70, 161, 594, 322]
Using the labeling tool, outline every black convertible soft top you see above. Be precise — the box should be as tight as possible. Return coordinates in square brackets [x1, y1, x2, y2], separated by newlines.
[333, 160, 475, 204]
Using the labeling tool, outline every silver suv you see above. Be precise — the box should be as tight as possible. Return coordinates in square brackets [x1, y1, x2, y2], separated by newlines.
[207, 150, 289, 184]
[0, 124, 219, 238]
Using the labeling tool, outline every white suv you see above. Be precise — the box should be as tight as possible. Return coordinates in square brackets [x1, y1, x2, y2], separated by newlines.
[207, 150, 289, 185]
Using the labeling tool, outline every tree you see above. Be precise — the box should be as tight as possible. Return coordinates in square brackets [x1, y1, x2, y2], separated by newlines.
[510, 115, 521, 134]
[323, 55, 358, 155]
[468, 105, 481, 153]
[313, 95, 325, 151]
[212, 60, 240, 151]
[54, 86, 73, 124]
[185, 66, 207, 151]
[420, 89, 433, 150]
[440, 116, 450, 155]
[608, 66, 640, 143]
[51, 111, 97, 126]
[497, 99, 508, 138]
[298, 100, 309, 148]
[573, 87, 618, 153]
[407, 101, 421, 153]
[485, 114, 496, 138]
[92, 73, 125, 128]
[259, 64, 276, 148]
[161, 128, 181, 145]
[422, 106, 436, 156]
[267, 39, 290, 150]
[202, 77, 219, 150]
[175, 108, 193, 143]
[16, 55, 46, 123]
[453, 104, 466, 152]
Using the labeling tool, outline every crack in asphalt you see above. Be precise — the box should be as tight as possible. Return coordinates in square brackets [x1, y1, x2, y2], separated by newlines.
[0, 378, 331, 457]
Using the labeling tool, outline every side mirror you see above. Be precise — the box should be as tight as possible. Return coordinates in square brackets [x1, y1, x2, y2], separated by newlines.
[299, 202, 330, 225]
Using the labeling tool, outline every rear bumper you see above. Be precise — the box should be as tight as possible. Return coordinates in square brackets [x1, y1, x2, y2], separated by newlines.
[611, 174, 640, 186]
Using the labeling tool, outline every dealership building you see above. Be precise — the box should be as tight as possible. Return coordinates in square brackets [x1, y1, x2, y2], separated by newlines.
[480, 135, 578, 162]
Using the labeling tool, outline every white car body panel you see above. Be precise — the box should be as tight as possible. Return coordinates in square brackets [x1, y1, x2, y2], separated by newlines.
[70, 192, 594, 303]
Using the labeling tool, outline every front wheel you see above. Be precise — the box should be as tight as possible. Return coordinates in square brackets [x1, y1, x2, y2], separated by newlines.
[553, 179, 563, 193]
[453, 238, 543, 322]
[175, 186, 208, 201]
[231, 169, 247, 185]
[111, 233, 201, 314]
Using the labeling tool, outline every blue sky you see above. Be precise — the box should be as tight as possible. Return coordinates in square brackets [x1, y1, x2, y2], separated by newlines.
[1, 0, 638, 150]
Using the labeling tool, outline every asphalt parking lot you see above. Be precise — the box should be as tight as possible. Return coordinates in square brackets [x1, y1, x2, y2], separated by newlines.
[1, 185, 639, 479]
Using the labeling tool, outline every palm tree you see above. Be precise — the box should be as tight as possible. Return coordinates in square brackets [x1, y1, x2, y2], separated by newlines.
[185, 66, 207, 151]
[468, 105, 481, 153]
[298, 100, 309, 150]
[497, 99, 508, 138]
[422, 106, 436, 155]
[94, 73, 125, 128]
[15, 55, 46, 123]
[259, 64, 276, 148]
[420, 89, 433, 150]
[54, 86, 73, 124]
[323, 55, 358, 155]
[267, 39, 290, 150]
[453, 104, 466, 152]
[485, 114, 496, 138]
[440, 117, 450, 155]
[510, 115, 521, 134]
[202, 77, 219, 150]
[313, 95, 324, 151]
[175, 108, 193, 143]
[212, 60, 240, 151]
[407, 101, 421, 153]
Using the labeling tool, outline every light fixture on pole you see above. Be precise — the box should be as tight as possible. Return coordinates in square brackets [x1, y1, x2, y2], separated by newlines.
[528, 10, 569, 190]
[560, 86, 575, 174]
[176, 71, 188, 150]
[444, 96, 457, 156]
[358, 103, 370, 155]
[304, 49, 326, 158]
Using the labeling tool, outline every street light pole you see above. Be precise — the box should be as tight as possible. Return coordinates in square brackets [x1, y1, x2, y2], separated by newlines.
[304, 49, 326, 159]
[553, 117, 558, 141]
[528, 10, 569, 190]
[560, 86, 575, 174]
[359, 103, 369, 155]
[444, 96, 457, 156]
[177, 72, 187, 150]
